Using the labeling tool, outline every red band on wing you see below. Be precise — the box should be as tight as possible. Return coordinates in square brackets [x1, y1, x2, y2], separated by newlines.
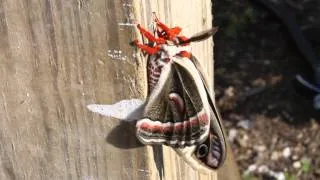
[136, 108, 209, 145]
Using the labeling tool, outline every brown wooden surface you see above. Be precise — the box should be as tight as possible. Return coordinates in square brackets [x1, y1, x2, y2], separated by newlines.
[0, 0, 239, 179]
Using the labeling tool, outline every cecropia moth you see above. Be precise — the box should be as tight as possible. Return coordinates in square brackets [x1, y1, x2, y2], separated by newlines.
[87, 15, 226, 171]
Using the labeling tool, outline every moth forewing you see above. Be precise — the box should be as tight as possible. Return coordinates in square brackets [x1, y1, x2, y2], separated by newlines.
[190, 56, 226, 144]
[136, 56, 212, 146]
[174, 146, 213, 173]
[209, 101, 227, 164]
[143, 61, 173, 112]
[172, 57, 212, 143]
[189, 56, 227, 168]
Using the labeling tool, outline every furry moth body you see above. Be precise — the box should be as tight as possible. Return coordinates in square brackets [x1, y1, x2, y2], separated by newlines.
[132, 16, 226, 170]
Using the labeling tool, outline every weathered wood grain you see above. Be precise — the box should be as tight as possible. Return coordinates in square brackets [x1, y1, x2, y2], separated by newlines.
[0, 0, 235, 179]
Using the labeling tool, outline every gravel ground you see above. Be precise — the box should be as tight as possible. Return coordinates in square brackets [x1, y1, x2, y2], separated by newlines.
[214, 1, 320, 179]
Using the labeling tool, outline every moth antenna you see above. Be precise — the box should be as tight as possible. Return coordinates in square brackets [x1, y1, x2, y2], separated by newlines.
[179, 27, 219, 44]
[151, 12, 161, 36]
[152, 12, 159, 22]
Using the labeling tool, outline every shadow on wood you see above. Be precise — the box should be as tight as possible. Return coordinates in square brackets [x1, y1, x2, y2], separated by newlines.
[106, 121, 143, 149]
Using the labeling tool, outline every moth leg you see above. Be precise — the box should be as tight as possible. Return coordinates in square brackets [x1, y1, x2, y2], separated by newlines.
[131, 40, 160, 55]
[153, 18, 190, 45]
[137, 24, 166, 44]
[176, 51, 191, 58]
[155, 18, 170, 34]
[155, 19, 182, 41]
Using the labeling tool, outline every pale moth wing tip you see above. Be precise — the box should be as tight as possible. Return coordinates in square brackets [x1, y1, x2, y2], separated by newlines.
[86, 99, 145, 121]
[86, 104, 96, 111]
[86, 104, 112, 117]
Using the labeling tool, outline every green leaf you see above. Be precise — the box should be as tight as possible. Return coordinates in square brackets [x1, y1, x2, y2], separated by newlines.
[284, 172, 296, 180]
[301, 158, 311, 173]
[242, 174, 258, 180]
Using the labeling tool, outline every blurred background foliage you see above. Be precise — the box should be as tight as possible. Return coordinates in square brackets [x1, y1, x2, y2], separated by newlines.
[213, 0, 320, 179]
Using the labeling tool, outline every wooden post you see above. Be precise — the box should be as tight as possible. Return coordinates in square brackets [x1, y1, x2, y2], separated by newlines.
[0, 0, 239, 179]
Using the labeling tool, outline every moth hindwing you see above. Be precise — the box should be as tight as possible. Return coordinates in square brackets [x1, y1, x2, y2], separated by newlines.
[132, 16, 226, 170]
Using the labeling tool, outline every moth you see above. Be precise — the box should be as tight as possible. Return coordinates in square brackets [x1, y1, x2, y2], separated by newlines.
[87, 15, 226, 171]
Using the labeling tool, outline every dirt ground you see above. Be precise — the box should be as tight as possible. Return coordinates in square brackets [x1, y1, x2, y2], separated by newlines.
[213, 1, 320, 179]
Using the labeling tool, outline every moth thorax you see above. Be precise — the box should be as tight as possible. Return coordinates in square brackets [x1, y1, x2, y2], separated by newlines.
[160, 44, 191, 59]
[147, 45, 191, 93]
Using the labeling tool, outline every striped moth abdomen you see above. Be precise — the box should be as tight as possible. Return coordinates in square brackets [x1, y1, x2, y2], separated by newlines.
[132, 15, 226, 170]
